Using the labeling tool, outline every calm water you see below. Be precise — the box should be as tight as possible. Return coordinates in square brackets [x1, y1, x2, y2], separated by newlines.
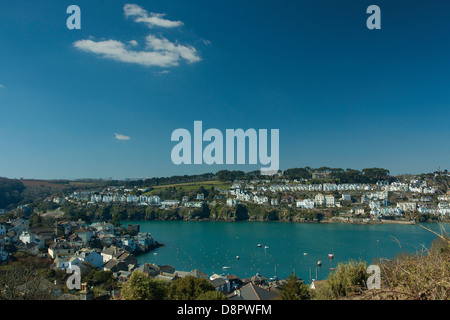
[127, 221, 449, 283]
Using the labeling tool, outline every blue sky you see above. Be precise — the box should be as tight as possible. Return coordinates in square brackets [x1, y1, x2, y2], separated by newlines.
[0, 0, 449, 179]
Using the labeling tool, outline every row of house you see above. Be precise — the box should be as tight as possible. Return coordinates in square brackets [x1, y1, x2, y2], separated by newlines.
[89, 194, 162, 205]
[383, 182, 436, 194]
[268, 183, 373, 193]
[133, 264, 281, 300]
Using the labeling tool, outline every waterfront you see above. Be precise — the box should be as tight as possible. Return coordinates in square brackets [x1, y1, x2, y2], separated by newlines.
[130, 221, 449, 283]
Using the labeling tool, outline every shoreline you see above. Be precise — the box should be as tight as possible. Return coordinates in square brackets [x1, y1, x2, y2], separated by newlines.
[122, 217, 447, 225]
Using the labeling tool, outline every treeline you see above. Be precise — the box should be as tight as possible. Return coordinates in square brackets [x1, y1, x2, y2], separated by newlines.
[283, 167, 393, 184]
[0, 177, 25, 209]
[110, 173, 217, 188]
[216, 167, 394, 184]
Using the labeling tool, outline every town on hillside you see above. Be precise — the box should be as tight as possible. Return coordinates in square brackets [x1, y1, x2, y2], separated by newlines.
[0, 168, 449, 300]
[34, 169, 450, 222]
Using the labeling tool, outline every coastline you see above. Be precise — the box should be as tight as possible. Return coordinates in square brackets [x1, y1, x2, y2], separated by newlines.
[122, 216, 446, 225]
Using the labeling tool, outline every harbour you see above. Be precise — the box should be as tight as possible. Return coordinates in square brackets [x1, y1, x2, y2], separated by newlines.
[131, 221, 449, 283]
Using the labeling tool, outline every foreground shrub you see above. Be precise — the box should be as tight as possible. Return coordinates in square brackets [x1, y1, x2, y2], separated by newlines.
[374, 237, 450, 300]
[314, 259, 368, 300]
[281, 272, 311, 300]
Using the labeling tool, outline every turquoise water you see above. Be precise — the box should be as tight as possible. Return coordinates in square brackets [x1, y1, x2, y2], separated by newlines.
[128, 221, 449, 283]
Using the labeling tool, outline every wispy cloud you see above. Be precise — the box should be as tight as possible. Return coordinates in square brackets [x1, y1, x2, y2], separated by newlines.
[74, 4, 200, 68]
[74, 39, 182, 67]
[145, 35, 201, 64]
[124, 4, 183, 28]
[114, 133, 131, 141]
[0, 84, 4, 88]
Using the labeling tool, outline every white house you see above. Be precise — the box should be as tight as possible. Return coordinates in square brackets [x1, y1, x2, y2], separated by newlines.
[19, 231, 45, 249]
[161, 200, 180, 207]
[196, 193, 205, 200]
[76, 249, 104, 268]
[341, 194, 351, 201]
[210, 274, 230, 292]
[314, 194, 325, 206]
[296, 199, 315, 209]
[397, 202, 417, 212]
[325, 195, 335, 207]
[127, 195, 139, 203]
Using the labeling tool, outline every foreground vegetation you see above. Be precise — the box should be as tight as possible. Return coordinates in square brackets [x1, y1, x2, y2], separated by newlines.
[312, 232, 450, 300]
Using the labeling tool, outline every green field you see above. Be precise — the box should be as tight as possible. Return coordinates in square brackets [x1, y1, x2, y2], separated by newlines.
[142, 180, 230, 195]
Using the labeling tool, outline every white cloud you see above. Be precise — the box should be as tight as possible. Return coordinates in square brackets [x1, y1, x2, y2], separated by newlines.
[73, 4, 201, 68]
[114, 133, 131, 141]
[74, 39, 182, 67]
[0, 84, 4, 88]
[124, 4, 183, 28]
[145, 35, 201, 64]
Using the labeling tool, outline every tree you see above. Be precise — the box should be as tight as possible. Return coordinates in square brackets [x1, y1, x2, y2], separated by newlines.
[29, 213, 43, 228]
[121, 270, 168, 300]
[168, 276, 215, 300]
[0, 256, 56, 300]
[280, 272, 311, 300]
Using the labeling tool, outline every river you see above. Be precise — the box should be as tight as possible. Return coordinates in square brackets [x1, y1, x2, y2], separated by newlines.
[126, 221, 449, 283]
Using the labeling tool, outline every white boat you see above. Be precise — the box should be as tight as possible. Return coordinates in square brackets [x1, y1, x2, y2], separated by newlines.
[222, 266, 231, 270]
[257, 244, 262, 247]
[236, 256, 240, 259]
[317, 261, 322, 266]
[264, 246, 269, 249]
[328, 254, 334, 259]
[303, 252, 308, 256]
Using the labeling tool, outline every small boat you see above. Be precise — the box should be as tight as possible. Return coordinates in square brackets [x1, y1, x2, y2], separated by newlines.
[303, 252, 308, 256]
[153, 252, 158, 255]
[222, 266, 231, 270]
[317, 261, 322, 266]
[328, 254, 334, 259]
[236, 256, 240, 260]
[330, 268, 335, 271]
[264, 246, 269, 249]
[257, 244, 262, 247]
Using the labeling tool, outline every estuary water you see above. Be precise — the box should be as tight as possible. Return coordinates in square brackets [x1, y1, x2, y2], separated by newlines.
[128, 221, 449, 283]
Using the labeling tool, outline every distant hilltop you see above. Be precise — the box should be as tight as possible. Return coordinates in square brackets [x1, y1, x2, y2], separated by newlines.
[1, 166, 448, 211]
